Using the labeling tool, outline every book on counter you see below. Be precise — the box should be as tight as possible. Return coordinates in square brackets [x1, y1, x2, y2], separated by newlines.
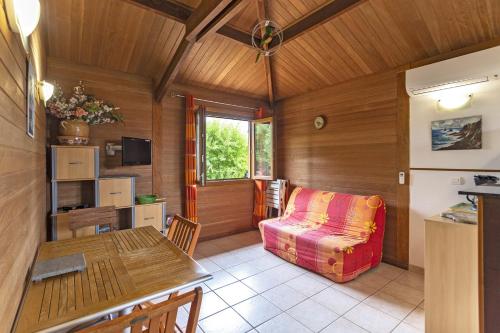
[441, 202, 478, 224]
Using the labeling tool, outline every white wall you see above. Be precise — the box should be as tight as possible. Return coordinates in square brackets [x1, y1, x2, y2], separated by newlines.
[407, 46, 500, 268]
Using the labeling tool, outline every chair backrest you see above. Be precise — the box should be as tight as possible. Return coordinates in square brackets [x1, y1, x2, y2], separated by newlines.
[76, 287, 203, 333]
[68, 206, 117, 238]
[166, 215, 201, 257]
[265, 179, 289, 217]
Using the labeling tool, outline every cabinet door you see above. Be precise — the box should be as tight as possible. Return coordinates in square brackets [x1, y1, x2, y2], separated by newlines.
[55, 147, 95, 180]
[135, 203, 163, 231]
[99, 178, 133, 208]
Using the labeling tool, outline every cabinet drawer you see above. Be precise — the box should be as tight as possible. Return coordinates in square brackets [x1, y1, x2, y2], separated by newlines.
[135, 203, 164, 231]
[55, 147, 95, 180]
[53, 213, 96, 240]
[98, 178, 133, 208]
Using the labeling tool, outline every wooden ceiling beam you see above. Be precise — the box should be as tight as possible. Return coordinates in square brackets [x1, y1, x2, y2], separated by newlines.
[256, 0, 275, 105]
[155, 0, 250, 101]
[270, 0, 366, 48]
[123, 0, 254, 47]
[197, 0, 253, 42]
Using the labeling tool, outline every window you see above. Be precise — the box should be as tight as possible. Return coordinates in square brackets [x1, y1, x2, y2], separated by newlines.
[205, 116, 249, 181]
[252, 117, 273, 179]
[197, 110, 273, 184]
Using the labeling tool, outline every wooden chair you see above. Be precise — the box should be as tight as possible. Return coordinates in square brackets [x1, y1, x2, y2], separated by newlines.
[265, 179, 289, 218]
[76, 287, 203, 333]
[166, 215, 201, 257]
[68, 206, 118, 238]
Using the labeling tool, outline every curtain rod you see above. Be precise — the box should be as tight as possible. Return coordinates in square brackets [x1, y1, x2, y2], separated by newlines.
[172, 94, 259, 111]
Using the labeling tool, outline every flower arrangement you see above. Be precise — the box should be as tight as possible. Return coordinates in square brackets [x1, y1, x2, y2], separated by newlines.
[46, 81, 123, 125]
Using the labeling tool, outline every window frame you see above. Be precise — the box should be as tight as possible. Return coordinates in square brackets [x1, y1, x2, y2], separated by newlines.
[251, 117, 274, 181]
[198, 113, 252, 184]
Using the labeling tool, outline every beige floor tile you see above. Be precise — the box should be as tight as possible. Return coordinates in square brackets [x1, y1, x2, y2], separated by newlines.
[262, 284, 308, 311]
[311, 287, 359, 315]
[285, 274, 330, 297]
[242, 271, 282, 293]
[304, 272, 334, 286]
[356, 271, 391, 290]
[227, 262, 264, 280]
[371, 263, 405, 281]
[392, 322, 423, 333]
[256, 312, 312, 333]
[344, 303, 400, 333]
[320, 317, 368, 333]
[403, 307, 425, 331]
[233, 295, 282, 327]
[205, 270, 238, 290]
[265, 263, 304, 283]
[185, 291, 228, 320]
[363, 291, 416, 320]
[379, 281, 424, 306]
[215, 281, 257, 306]
[197, 258, 222, 274]
[246, 255, 285, 271]
[208, 252, 248, 269]
[199, 308, 252, 333]
[330, 279, 378, 301]
[287, 299, 339, 332]
[395, 271, 424, 291]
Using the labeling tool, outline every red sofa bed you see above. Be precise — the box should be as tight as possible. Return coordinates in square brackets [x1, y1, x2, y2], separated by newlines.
[258, 187, 386, 283]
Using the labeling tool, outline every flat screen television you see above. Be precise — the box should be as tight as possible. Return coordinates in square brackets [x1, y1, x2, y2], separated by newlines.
[122, 137, 151, 166]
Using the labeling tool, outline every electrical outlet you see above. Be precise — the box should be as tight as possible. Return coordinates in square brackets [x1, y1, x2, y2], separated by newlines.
[451, 177, 465, 185]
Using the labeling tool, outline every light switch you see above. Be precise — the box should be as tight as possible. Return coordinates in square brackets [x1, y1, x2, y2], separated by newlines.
[399, 172, 405, 185]
[451, 177, 465, 185]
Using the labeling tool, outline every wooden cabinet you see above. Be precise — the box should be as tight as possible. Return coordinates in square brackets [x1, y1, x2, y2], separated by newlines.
[53, 146, 97, 180]
[52, 213, 96, 240]
[98, 178, 134, 208]
[135, 202, 165, 232]
[425, 216, 478, 333]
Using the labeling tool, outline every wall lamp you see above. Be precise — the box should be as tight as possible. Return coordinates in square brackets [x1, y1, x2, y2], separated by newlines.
[4, 0, 41, 51]
[39, 81, 54, 103]
[410, 76, 490, 111]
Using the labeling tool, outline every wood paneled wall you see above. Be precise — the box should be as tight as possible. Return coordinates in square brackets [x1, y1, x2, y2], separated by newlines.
[0, 0, 47, 330]
[46, 57, 153, 195]
[154, 84, 264, 239]
[276, 70, 409, 267]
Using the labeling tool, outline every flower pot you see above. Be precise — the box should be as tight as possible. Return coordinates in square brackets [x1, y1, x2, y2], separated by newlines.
[58, 120, 89, 145]
[59, 120, 89, 137]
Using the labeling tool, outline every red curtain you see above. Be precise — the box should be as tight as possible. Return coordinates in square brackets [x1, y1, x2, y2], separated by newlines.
[185, 95, 197, 222]
[252, 106, 267, 227]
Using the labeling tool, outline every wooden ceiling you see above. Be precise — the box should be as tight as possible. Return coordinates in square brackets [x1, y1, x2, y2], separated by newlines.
[43, 0, 500, 102]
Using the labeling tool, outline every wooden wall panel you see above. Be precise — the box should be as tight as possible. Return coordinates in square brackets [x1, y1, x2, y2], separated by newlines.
[46, 57, 154, 195]
[276, 70, 409, 267]
[155, 85, 262, 239]
[0, 0, 47, 330]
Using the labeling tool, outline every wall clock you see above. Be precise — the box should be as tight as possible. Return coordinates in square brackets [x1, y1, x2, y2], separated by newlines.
[314, 116, 326, 129]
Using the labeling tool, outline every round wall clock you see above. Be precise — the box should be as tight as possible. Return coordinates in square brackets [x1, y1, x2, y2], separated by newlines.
[314, 116, 326, 129]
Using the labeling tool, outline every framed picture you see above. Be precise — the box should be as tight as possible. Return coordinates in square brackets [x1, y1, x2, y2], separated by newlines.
[26, 57, 36, 138]
[431, 115, 482, 151]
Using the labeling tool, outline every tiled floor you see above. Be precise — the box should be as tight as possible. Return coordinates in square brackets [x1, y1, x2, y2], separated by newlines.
[177, 231, 425, 333]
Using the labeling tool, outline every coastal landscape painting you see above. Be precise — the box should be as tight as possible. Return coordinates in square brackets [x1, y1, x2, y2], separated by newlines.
[432, 116, 482, 151]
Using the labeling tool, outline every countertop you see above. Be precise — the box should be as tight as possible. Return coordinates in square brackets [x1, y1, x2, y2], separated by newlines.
[458, 186, 500, 198]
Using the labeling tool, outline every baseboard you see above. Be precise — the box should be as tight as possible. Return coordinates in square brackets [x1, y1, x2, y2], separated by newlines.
[409, 264, 424, 275]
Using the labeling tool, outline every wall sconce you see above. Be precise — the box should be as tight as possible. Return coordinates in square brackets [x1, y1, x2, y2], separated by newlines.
[437, 92, 473, 111]
[4, 0, 40, 37]
[38, 81, 54, 103]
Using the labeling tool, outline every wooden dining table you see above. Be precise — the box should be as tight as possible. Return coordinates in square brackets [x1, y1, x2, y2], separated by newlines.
[13, 226, 211, 333]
